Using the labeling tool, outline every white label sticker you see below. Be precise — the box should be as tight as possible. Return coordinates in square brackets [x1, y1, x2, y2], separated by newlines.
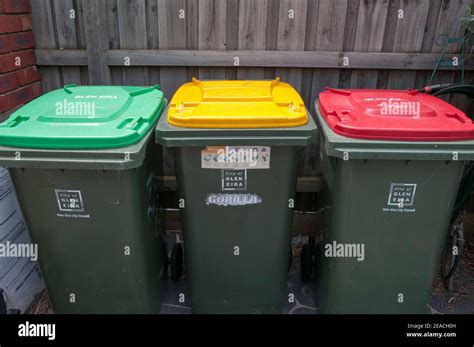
[55, 189, 84, 212]
[55, 189, 90, 218]
[205, 193, 262, 206]
[387, 183, 416, 206]
[201, 146, 270, 169]
[221, 169, 247, 191]
[383, 183, 417, 213]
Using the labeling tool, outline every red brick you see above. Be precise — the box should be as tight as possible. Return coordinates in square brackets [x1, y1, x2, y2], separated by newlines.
[0, 34, 11, 53]
[0, 70, 19, 92]
[0, 49, 35, 72]
[0, 15, 21, 33]
[2, 0, 30, 14]
[0, 52, 16, 72]
[0, 81, 41, 112]
[1, 105, 22, 122]
[16, 66, 40, 86]
[9, 31, 34, 51]
[19, 14, 31, 31]
[18, 49, 35, 65]
[0, 96, 12, 112]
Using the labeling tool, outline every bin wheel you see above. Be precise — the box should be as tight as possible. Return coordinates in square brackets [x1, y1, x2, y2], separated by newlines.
[300, 243, 313, 282]
[170, 243, 184, 281]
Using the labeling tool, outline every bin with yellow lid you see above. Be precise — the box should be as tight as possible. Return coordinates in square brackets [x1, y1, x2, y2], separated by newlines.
[155, 78, 317, 314]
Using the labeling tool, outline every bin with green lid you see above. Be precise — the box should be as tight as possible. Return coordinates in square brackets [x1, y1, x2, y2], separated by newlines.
[0, 84, 167, 314]
[155, 78, 317, 314]
[310, 88, 474, 313]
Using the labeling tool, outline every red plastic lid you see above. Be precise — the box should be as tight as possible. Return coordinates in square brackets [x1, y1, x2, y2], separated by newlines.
[318, 88, 474, 141]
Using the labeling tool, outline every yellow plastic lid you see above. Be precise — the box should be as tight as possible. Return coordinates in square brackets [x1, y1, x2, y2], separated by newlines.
[167, 78, 308, 128]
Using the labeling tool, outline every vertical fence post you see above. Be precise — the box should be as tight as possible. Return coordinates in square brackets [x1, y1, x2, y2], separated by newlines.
[83, 0, 111, 84]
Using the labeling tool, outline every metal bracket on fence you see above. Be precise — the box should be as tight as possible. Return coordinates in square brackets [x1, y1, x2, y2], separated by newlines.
[429, 32, 473, 85]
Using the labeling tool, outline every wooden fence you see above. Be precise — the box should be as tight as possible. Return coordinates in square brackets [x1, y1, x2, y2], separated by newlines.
[31, 0, 474, 181]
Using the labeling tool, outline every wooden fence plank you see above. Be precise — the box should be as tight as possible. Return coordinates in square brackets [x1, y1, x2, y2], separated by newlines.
[157, 0, 188, 176]
[237, 0, 268, 79]
[305, 0, 347, 177]
[275, 0, 307, 93]
[146, 0, 160, 49]
[107, 0, 123, 85]
[146, 0, 161, 86]
[350, 0, 389, 89]
[157, 0, 188, 96]
[274, 0, 310, 178]
[376, 0, 399, 88]
[387, 0, 430, 89]
[198, 0, 227, 79]
[83, 0, 111, 84]
[30, 0, 61, 91]
[36, 49, 474, 70]
[338, 0, 360, 90]
[414, 0, 442, 88]
[52, 0, 82, 85]
[300, 0, 319, 106]
[310, 0, 348, 103]
[225, 0, 240, 79]
[75, 0, 89, 84]
[117, 0, 148, 85]
[186, 0, 199, 81]
[263, 0, 280, 79]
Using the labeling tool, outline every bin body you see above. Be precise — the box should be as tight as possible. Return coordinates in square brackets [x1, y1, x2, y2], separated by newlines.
[175, 146, 301, 313]
[0, 85, 167, 313]
[315, 89, 474, 314]
[156, 79, 317, 313]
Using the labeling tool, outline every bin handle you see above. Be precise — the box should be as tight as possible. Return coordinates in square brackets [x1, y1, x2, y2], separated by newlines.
[63, 84, 77, 94]
[4, 115, 29, 128]
[324, 87, 351, 96]
[128, 85, 161, 97]
[126, 117, 149, 132]
[270, 77, 281, 88]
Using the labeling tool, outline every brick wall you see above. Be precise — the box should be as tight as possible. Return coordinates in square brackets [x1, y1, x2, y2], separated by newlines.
[0, 0, 42, 122]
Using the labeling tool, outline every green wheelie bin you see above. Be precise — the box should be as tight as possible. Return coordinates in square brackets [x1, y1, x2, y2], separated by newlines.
[313, 88, 474, 313]
[0, 84, 167, 313]
[156, 78, 317, 313]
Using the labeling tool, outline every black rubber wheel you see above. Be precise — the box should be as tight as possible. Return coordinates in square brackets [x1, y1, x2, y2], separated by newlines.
[170, 243, 183, 281]
[300, 243, 313, 282]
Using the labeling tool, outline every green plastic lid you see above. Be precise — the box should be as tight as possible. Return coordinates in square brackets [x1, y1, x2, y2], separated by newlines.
[0, 85, 165, 149]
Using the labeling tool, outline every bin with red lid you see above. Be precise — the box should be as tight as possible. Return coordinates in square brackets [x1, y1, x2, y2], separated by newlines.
[312, 88, 474, 313]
